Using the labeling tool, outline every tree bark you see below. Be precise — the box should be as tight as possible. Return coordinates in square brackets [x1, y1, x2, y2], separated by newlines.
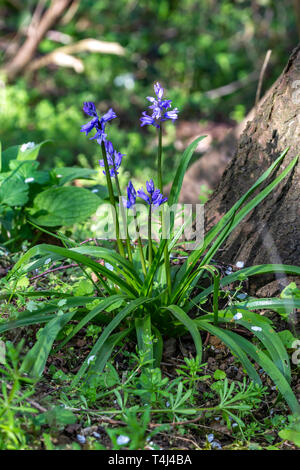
[3, 0, 73, 81]
[204, 45, 300, 275]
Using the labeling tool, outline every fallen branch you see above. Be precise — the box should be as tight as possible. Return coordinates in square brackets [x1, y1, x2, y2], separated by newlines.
[26, 38, 125, 74]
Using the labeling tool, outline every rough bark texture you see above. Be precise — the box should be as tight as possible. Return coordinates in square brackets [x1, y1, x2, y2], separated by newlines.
[205, 45, 300, 279]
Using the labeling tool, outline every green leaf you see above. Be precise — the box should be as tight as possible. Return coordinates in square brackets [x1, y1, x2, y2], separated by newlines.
[169, 135, 207, 207]
[225, 330, 300, 415]
[175, 150, 295, 296]
[0, 176, 28, 206]
[52, 167, 97, 186]
[73, 297, 151, 385]
[57, 295, 128, 350]
[234, 310, 291, 383]
[135, 314, 153, 368]
[0, 296, 94, 334]
[185, 264, 300, 312]
[9, 160, 50, 185]
[1, 141, 50, 171]
[214, 369, 226, 380]
[21, 312, 75, 377]
[30, 186, 100, 226]
[165, 305, 202, 362]
[195, 319, 261, 384]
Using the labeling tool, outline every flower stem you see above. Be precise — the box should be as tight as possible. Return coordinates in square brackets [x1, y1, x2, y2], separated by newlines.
[157, 125, 172, 299]
[114, 174, 133, 263]
[148, 206, 153, 267]
[101, 142, 125, 258]
[133, 210, 147, 277]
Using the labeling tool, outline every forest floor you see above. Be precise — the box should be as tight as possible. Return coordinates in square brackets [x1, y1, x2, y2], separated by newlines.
[1, 254, 299, 451]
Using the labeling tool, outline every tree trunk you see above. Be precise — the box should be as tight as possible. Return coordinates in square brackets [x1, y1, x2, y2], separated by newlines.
[204, 45, 300, 280]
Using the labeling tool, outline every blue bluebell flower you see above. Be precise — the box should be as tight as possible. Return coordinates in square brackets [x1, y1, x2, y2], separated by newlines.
[126, 181, 136, 209]
[137, 180, 168, 208]
[81, 102, 117, 144]
[140, 82, 179, 128]
[99, 149, 125, 178]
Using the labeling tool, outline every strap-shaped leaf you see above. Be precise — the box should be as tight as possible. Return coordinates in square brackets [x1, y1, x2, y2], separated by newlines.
[185, 264, 300, 312]
[225, 330, 300, 415]
[21, 312, 75, 377]
[164, 305, 202, 361]
[0, 296, 94, 333]
[195, 319, 261, 384]
[72, 297, 151, 385]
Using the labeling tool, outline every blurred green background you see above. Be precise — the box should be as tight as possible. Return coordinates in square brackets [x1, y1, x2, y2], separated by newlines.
[0, 0, 298, 187]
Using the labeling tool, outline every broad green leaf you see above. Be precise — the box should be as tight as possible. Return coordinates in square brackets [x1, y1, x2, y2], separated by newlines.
[279, 428, 300, 447]
[52, 167, 97, 186]
[30, 186, 100, 226]
[9, 160, 50, 185]
[1, 141, 50, 171]
[0, 176, 28, 207]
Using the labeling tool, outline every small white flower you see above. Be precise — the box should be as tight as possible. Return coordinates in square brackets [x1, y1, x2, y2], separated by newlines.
[105, 262, 114, 271]
[117, 435, 130, 445]
[237, 293, 247, 300]
[236, 261, 245, 268]
[211, 441, 222, 449]
[232, 423, 238, 428]
[20, 142, 35, 152]
[233, 312, 243, 321]
[77, 434, 86, 444]
[92, 189, 99, 193]
[251, 326, 262, 332]
[207, 433, 214, 443]
[25, 177, 35, 183]
[44, 258, 52, 265]
[166, 401, 170, 408]
[57, 174, 63, 178]
[92, 431, 101, 439]
[87, 355, 96, 365]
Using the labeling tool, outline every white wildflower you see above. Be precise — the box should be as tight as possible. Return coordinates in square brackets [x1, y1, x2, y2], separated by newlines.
[251, 326, 262, 332]
[24, 177, 35, 183]
[117, 435, 130, 445]
[207, 433, 214, 443]
[87, 355, 96, 365]
[105, 262, 114, 271]
[236, 293, 247, 300]
[233, 312, 243, 321]
[77, 434, 86, 444]
[92, 189, 99, 193]
[236, 261, 245, 268]
[20, 142, 35, 152]
[44, 258, 52, 265]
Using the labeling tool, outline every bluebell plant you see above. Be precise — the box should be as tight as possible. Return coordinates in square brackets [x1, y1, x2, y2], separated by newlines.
[4, 82, 300, 416]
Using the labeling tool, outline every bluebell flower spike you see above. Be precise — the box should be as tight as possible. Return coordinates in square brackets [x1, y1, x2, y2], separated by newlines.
[140, 82, 179, 128]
